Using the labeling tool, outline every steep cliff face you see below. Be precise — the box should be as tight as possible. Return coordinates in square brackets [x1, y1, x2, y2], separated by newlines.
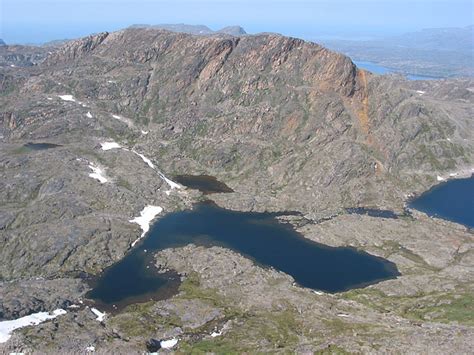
[0, 28, 473, 354]
[0, 29, 472, 278]
[24, 28, 471, 214]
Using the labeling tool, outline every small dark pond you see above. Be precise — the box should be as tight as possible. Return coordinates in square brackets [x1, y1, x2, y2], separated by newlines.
[174, 175, 234, 194]
[346, 207, 399, 219]
[87, 201, 399, 309]
[409, 175, 474, 228]
[24, 142, 61, 150]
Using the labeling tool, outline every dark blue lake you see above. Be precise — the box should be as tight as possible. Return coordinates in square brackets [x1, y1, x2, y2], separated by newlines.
[409, 176, 474, 228]
[174, 175, 234, 194]
[354, 60, 440, 80]
[87, 202, 399, 309]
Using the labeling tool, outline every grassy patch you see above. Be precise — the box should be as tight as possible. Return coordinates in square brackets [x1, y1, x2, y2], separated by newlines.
[109, 301, 182, 338]
[177, 273, 304, 352]
[404, 293, 474, 325]
[181, 310, 302, 353]
[342, 288, 474, 326]
[178, 338, 247, 354]
[315, 345, 353, 354]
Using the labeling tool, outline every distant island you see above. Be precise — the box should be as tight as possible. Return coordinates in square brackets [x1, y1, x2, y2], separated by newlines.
[316, 25, 474, 78]
[129, 23, 246, 36]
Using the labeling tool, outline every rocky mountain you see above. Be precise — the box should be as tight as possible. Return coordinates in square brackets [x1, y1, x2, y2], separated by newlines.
[0, 39, 6, 46]
[0, 44, 50, 67]
[129, 23, 246, 36]
[217, 25, 246, 36]
[0, 28, 473, 353]
[41, 39, 70, 47]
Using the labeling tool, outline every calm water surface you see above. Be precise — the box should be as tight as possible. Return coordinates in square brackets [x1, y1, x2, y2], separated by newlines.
[24, 142, 61, 150]
[410, 176, 474, 228]
[174, 175, 234, 194]
[88, 202, 399, 308]
[354, 60, 440, 80]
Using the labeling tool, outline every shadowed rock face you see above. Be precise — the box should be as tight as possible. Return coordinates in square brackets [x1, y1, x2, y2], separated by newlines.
[0, 44, 50, 67]
[0, 28, 473, 353]
[32, 29, 473, 213]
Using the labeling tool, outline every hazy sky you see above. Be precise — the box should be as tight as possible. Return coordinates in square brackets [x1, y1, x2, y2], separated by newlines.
[1, 0, 473, 43]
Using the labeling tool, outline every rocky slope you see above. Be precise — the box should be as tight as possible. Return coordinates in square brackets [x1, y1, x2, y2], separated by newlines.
[0, 28, 473, 353]
[0, 44, 50, 67]
[7, 29, 473, 215]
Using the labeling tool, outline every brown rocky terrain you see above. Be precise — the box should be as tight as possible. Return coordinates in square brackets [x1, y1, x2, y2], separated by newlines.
[0, 28, 473, 353]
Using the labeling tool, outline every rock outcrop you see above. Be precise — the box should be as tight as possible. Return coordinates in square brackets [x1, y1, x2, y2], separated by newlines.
[0, 28, 473, 353]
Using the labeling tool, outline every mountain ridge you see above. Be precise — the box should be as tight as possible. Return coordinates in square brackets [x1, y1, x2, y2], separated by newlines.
[128, 23, 247, 36]
[6, 28, 473, 217]
[0, 27, 473, 353]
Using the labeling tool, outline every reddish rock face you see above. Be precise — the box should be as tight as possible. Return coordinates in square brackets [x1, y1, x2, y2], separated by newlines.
[0, 28, 473, 354]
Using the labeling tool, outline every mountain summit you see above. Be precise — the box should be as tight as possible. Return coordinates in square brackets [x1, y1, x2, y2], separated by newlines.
[0, 28, 473, 354]
[128, 23, 246, 36]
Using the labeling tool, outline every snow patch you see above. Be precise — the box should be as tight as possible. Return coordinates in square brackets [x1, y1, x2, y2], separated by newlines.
[210, 330, 222, 337]
[85, 346, 95, 352]
[436, 176, 446, 182]
[58, 95, 76, 102]
[0, 309, 66, 343]
[132, 151, 182, 190]
[88, 164, 108, 183]
[91, 308, 106, 322]
[160, 338, 178, 349]
[100, 142, 121, 151]
[133, 151, 155, 169]
[160, 174, 182, 190]
[129, 205, 163, 247]
[112, 114, 128, 123]
[86, 112, 93, 118]
[416, 90, 425, 95]
[141, 130, 149, 135]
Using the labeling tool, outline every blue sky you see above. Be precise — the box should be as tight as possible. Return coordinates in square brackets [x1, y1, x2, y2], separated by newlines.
[1, 0, 473, 43]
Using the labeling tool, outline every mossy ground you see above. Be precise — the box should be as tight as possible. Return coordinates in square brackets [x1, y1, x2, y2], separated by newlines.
[342, 288, 474, 326]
